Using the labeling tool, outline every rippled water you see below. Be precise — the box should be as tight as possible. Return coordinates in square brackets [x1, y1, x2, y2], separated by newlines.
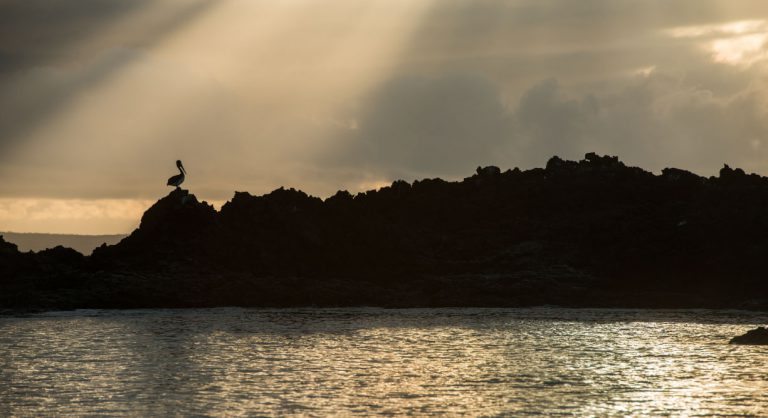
[1, 308, 768, 416]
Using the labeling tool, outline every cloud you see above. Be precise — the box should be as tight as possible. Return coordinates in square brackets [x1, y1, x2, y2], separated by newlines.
[4, 0, 768, 233]
[329, 67, 768, 181]
[0, 0, 214, 153]
[513, 79, 600, 162]
[666, 19, 768, 66]
[0, 48, 247, 200]
[319, 1, 768, 180]
[511, 72, 768, 174]
[0, 0, 434, 208]
[332, 74, 514, 179]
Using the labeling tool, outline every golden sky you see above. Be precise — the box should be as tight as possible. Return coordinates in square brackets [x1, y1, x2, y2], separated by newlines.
[2, 0, 768, 233]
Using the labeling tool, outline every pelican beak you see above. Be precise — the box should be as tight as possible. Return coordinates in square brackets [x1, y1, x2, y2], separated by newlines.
[181, 163, 187, 175]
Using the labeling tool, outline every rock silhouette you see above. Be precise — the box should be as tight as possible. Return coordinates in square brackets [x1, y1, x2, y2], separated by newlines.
[729, 327, 768, 345]
[3, 153, 768, 311]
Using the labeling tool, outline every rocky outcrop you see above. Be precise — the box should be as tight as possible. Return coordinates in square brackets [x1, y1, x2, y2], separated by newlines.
[729, 327, 768, 345]
[4, 153, 768, 311]
[91, 188, 216, 266]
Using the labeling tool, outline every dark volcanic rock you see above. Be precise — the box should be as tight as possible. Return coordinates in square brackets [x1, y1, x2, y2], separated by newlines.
[729, 327, 768, 345]
[92, 188, 216, 266]
[5, 153, 768, 311]
[0, 235, 19, 255]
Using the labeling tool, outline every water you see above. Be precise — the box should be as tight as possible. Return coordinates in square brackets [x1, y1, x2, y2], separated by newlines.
[1, 308, 767, 416]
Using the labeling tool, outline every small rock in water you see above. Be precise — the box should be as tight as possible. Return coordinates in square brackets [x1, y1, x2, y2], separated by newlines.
[729, 326, 768, 345]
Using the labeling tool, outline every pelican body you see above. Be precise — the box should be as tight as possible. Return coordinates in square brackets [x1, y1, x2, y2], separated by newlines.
[167, 160, 186, 188]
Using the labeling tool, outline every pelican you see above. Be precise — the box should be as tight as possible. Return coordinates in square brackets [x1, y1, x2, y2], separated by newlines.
[167, 160, 186, 188]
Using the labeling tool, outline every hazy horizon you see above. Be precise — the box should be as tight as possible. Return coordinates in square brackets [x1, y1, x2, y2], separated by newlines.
[0, 231, 126, 254]
[3, 0, 768, 233]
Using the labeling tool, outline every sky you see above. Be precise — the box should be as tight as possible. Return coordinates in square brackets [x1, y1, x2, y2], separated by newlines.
[2, 0, 768, 234]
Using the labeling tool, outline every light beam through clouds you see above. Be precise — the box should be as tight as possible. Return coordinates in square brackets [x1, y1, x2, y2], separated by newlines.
[2, 0, 768, 233]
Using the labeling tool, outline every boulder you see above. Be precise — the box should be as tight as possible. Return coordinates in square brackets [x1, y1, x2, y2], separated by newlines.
[729, 327, 768, 345]
[476, 165, 501, 176]
[583, 152, 621, 167]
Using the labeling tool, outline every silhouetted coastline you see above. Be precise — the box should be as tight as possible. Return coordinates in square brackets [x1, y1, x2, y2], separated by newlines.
[3, 153, 768, 313]
[0, 232, 125, 255]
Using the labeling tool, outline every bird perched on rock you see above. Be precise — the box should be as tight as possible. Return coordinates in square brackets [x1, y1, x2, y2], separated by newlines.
[167, 160, 186, 189]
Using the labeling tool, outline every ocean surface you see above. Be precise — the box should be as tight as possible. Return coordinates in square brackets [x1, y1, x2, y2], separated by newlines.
[1, 308, 767, 416]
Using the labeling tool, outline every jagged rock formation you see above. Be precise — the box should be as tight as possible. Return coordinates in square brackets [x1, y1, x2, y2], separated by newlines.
[3, 153, 768, 311]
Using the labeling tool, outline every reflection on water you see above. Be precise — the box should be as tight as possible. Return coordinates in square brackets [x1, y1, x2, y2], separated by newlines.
[1, 308, 768, 416]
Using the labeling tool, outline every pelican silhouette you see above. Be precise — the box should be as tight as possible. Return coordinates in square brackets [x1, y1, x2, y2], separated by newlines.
[167, 160, 186, 188]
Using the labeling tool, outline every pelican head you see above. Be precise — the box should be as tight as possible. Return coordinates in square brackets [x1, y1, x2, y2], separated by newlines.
[176, 160, 186, 175]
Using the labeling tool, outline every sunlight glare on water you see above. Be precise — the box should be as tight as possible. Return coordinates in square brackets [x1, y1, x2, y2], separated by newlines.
[1, 308, 767, 416]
